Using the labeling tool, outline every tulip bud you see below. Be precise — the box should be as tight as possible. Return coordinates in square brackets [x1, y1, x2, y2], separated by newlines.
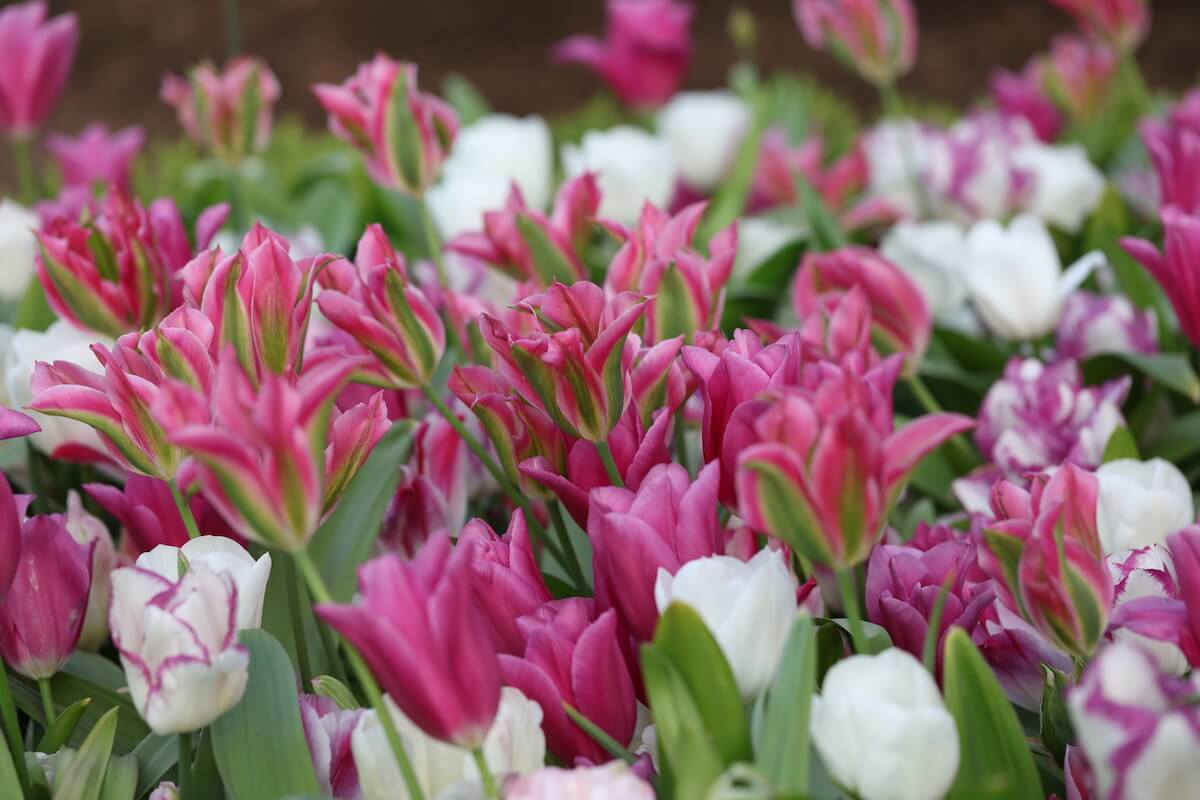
[507, 763, 655, 800]
[1049, 0, 1149, 54]
[160, 57, 280, 163]
[1096, 458, 1194, 555]
[299, 695, 365, 800]
[64, 490, 115, 650]
[1137, 101, 1200, 216]
[792, 0, 918, 87]
[991, 69, 1064, 143]
[1039, 35, 1117, 122]
[0, 1, 78, 138]
[1055, 290, 1158, 360]
[135, 536, 271, 631]
[655, 549, 798, 701]
[315, 55, 458, 196]
[1124, 207, 1200, 351]
[46, 123, 146, 194]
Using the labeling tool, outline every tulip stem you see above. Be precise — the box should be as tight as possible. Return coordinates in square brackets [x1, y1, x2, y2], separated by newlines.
[178, 733, 193, 800]
[472, 747, 499, 798]
[416, 198, 464, 355]
[168, 479, 202, 539]
[548, 501, 587, 589]
[903, 376, 978, 470]
[0, 667, 31, 795]
[10, 136, 38, 205]
[595, 440, 624, 488]
[292, 549, 427, 800]
[835, 568, 870, 655]
[37, 678, 55, 729]
[285, 563, 315, 688]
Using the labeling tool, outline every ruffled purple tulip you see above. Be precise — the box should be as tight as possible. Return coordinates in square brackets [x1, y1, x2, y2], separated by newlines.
[1056, 290, 1158, 360]
[1110, 526, 1200, 669]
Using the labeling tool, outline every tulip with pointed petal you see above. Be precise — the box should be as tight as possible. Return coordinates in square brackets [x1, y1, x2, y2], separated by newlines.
[161, 57, 280, 163]
[793, 0, 918, 87]
[0, 1, 78, 138]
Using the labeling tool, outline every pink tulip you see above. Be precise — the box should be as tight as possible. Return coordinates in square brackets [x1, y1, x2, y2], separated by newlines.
[448, 175, 599, 287]
[161, 57, 280, 163]
[0, 476, 18, 597]
[792, 246, 931, 373]
[0, 479, 94, 678]
[552, 0, 692, 108]
[1124, 208, 1200, 350]
[586, 461, 722, 642]
[1055, 291, 1158, 360]
[0, 1, 78, 137]
[991, 69, 1064, 143]
[499, 598, 636, 764]
[481, 281, 646, 442]
[299, 695, 365, 800]
[459, 510, 553, 654]
[314, 55, 457, 196]
[382, 410, 474, 544]
[37, 190, 228, 337]
[1039, 35, 1117, 121]
[737, 356, 974, 568]
[316, 536, 501, 747]
[969, 595, 1072, 711]
[0, 408, 40, 447]
[793, 0, 918, 87]
[1138, 97, 1200, 215]
[1049, 0, 1149, 54]
[45, 123, 146, 192]
[317, 225, 444, 389]
[85, 475, 235, 558]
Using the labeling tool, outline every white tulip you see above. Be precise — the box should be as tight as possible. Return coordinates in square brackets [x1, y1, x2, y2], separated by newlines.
[862, 121, 951, 219]
[0, 200, 39, 301]
[562, 126, 677, 226]
[656, 91, 749, 191]
[354, 687, 545, 800]
[654, 548, 797, 701]
[1014, 142, 1106, 234]
[64, 490, 116, 650]
[811, 648, 959, 800]
[1108, 546, 1190, 675]
[963, 214, 1102, 340]
[880, 220, 971, 324]
[135, 536, 272, 630]
[109, 564, 249, 734]
[505, 763, 654, 800]
[6, 320, 112, 455]
[1096, 459, 1194, 555]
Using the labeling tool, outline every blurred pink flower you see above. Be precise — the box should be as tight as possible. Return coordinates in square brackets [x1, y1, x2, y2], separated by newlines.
[0, 1, 77, 137]
[45, 123, 145, 192]
[161, 57, 280, 162]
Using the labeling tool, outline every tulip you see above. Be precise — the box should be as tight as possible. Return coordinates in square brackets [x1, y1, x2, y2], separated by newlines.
[551, 0, 692, 108]
[64, 491, 115, 650]
[792, 0, 918, 87]
[1107, 546, 1189, 674]
[299, 695, 365, 800]
[160, 57, 280, 163]
[447, 174, 598, 287]
[0, 199, 40, 301]
[1055, 290, 1158, 359]
[749, 131, 884, 227]
[655, 91, 749, 192]
[387, 411, 475, 541]
[314, 55, 458, 196]
[1049, 0, 1149, 54]
[810, 649, 959, 800]
[45, 123, 146, 193]
[1012, 141, 1106, 234]
[1068, 642, 1200, 799]
[561, 127, 677, 226]
[1096, 458, 1194, 555]
[85, 475, 234, 557]
[481, 281, 645, 442]
[36, 191, 227, 337]
[507, 763, 655, 800]
[1139, 109, 1200, 215]
[135, 536, 271, 630]
[352, 687, 545, 800]
[499, 599, 636, 764]
[147, 783, 179, 800]
[990, 68, 1063, 143]
[969, 595, 1073, 710]
[604, 202, 736, 344]
[974, 358, 1129, 479]
[878, 220, 971, 328]
[0, 1, 78, 137]
[655, 548, 798, 701]
[737, 359, 974, 568]
[1109, 527, 1200, 669]
[317, 536, 501, 747]
[1123, 206, 1200, 351]
[317, 225, 444, 389]
[1039, 35, 1117, 122]
[963, 214, 1102, 340]
[792, 246, 931, 371]
[109, 563, 249, 733]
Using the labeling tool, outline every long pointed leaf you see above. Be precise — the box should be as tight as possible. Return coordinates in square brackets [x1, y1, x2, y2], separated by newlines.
[756, 615, 817, 792]
[52, 707, 119, 800]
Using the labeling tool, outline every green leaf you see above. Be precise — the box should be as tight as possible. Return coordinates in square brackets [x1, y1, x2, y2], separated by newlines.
[1082, 351, 1200, 402]
[98, 754, 137, 800]
[37, 697, 92, 754]
[1147, 410, 1200, 463]
[307, 421, 413, 601]
[641, 645, 725, 800]
[312, 676, 359, 710]
[515, 214, 579, 286]
[699, 85, 766, 245]
[821, 619, 892, 654]
[13, 279, 57, 331]
[131, 735, 176, 800]
[1101, 425, 1140, 463]
[653, 604, 753, 765]
[756, 616, 816, 793]
[1039, 666, 1074, 767]
[442, 73, 491, 125]
[943, 628, 1042, 800]
[654, 263, 702, 342]
[52, 706, 118, 800]
[0, 734, 22, 799]
[797, 177, 846, 253]
[211, 630, 320, 800]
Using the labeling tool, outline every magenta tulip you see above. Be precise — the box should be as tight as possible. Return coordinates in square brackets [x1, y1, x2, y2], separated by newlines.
[45, 123, 145, 193]
[161, 57, 280, 163]
[991, 69, 1064, 143]
[300, 695, 365, 800]
[0, 1, 78, 137]
[1124, 207, 1200, 351]
[793, 0, 918, 86]
[1049, 0, 1149, 54]
[85, 475, 235, 557]
[316, 536, 501, 747]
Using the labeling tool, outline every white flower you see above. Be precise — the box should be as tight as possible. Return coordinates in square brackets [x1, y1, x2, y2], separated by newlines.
[862, 121, 951, 219]
[962, 214, 1102, 340]
[656, 91, 748, 191]
[0, 200, 39, 301]
[1096, 459, 1194, 555]
[505, 763, 654, 800]
[880, 220, 970, 324]
[562, 126, 677, 226]
[135, 536, 272, 630]
[64, 490, 116, 650]
[1014, 142, 1106, 234]
[654, 548, 797, 700]
[353, 687, 545, 800]
[1108, 546, 1189, 675]
[6, 320, 112, 455]
[731, 216, 803, 280]
[811, 648, 959, 800]
[109, 564, 250, 734]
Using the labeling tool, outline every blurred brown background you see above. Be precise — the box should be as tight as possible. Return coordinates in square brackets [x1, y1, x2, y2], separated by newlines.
[13, 0, 1200, 138]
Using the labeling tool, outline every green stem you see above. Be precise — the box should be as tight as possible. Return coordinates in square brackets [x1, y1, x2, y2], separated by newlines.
[548, 501, 586, 589]
[168, 479, 202, 539]
[285, 564, 315, 689]
[222, 0, 242, 59]
[472, 746, 498, 799]
[921, 577, 953, 675]
[421, 385, 510, 494]
[0, 667, 30, 795]
[595, 440, 624, 488]
[563, 702, 638, 764]
[292, 550, 426, 800]
[178, 733, 193, 800]
[10, 136, 37, 205]
[835, 568, 870, 655]
[1117, 53, 1151, 117]
[904, 375, 978, 469]
[37, 678, 54, 730]
[417, 196, 450, 289]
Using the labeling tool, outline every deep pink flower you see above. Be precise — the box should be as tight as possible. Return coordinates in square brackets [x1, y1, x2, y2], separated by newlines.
[161, 57, 280, 163]
[970, 595, 1073, 710]
[383, 410, 475, 545]
[1124, 207, 1200, 350]
[316, 536, 501, 747]
[85, 475, 235, 558]
[1137, 99, 1200, 216]
[0, 1, 78, 137]
[299, 695, 365, 800]
[499, 599, 636, 764]
[793, 0, 918, 86]
[1055, 290, 1158, 360]
[314, 55, 457, 196]
[1049, 0, 1149, 54]
[552, 0, 692, 108]
[45, 123, 145, 192]
[991, 69, 1064, 143]
[0, 475, 18, 597]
